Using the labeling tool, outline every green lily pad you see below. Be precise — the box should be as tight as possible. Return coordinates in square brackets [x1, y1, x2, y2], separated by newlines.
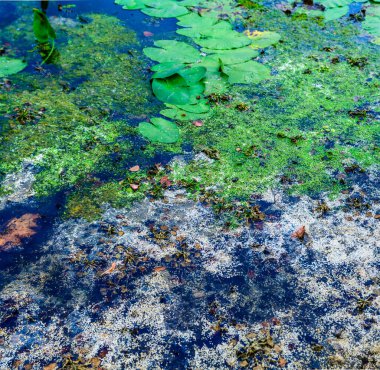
[177, 20, 232, 38]
[152, 74, 205, 105]
[244, 30, 281, 49]
[142, 2, 189, 18]
[160, 107, 211, 121]
[194, 29, 252, 50]
[324, 6, 349, 21]
[143, 40, 200, 64]
[223, 60, 271, 84]
[138, 117, 180, 143]
[151, 62, 186, 72]
[166, 100, 210, 113]
[203, 71, 229, 95]
[0, 57, 27, 78]
[114, 0, 147, 10]
[201, 47, 259, 65]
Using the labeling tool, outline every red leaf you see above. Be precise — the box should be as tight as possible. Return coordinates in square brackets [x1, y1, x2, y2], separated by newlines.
[143, 31, 154, 37]
[159, 176, 172, 187]
[0, 214, 40, 251]
[291, 225, 306, 239]
[153, 266, 166, 273]
[101, 262, 117, 276]
[129, 165, 140, 172]
[192, 120, 203, 127]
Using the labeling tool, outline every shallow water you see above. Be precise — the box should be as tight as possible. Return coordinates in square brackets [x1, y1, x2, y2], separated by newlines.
[0, 0, 379, 369]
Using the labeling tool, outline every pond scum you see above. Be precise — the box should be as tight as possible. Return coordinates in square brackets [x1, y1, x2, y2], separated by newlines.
[0, 0, 379, 369]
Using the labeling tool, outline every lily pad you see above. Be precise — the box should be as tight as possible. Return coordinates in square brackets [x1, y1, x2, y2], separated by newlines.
[324, 6, 349, 21]
[194, 29, 252, 50]
[138, 117, 180, 143]
[0, 57, 27, 78]
[143, 40, 200, 64]
[223, 60, 271, 84]
[201, 47, 259, 65]
[165, 100, 210, 113]
[160, 107, 211, 121]
[142, 2, 189, 18]
[152, 74, 205, 105]
[244, 30, 281, 49]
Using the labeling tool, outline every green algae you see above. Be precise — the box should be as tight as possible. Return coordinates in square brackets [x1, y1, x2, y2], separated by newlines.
[171, 10, 380, 200]
[0, 14, 152, 216]
[1, 5, 379, 222]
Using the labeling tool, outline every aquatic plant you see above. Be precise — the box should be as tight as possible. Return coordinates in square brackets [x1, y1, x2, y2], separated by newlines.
[115, 0, 281, 143]
[0, 57, 26, 78]
[33, 8, 58, 64]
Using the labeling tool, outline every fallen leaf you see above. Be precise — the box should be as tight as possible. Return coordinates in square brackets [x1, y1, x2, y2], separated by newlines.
[101, 262, 117, 276]
[143, 31, 154, 37]
[129, 165, 140, 172]
[278, 358, 287, 367]
[153, 266, 166, 273]
[291, 225, 306, 239]
[43, 364, 57, 370]
[192, 120, 203, 127]
[130, 183, 139, 191]
[159, 176, 172, 187]
[0, 214, 40, 251]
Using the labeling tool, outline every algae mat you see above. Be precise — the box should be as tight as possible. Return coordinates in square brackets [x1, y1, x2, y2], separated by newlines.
[0, 0, 379, 369]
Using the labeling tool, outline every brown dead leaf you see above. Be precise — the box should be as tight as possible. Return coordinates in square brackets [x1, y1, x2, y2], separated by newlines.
[291, 225, 306, 239]
[43, 364, 57, 370]
[159, 176, 172, 187]
[278, 357, 287, 367]
[129, 165, 140, 172]
[143, 31, 154, 37]
[0, 213, 40, 251]
[101, 262, 117, 276]
[153, 266, 166, 273]
[130, 183, 139, 191]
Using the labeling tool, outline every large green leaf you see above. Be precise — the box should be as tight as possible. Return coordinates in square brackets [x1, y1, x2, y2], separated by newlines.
[143, 40, 200, 64]
[160, 107, 211, 121]
[33, 8, 56, 43]
[177, 20, 232, 38]
[223, 61, 271, 84]
[142, 1, 189, 17]
[152, 74, 205, 105]
[203, 71, 229, 95]
[244, 30, 281, 49]
[324, 6, 349, 21]
[193, 30, 252, 50]
[0, 57, 27, 78]
[114, 0, 147, 9]
[166, 100, 210, 114]
[201, 47, 259, 65]
[138, 117, 180, 143]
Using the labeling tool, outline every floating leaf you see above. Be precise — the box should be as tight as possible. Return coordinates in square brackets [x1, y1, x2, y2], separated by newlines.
[160, 107, 211, 121]
[144, 40, 200, 64]
[201, 47, 259, 65]
[177, 20, 232, 38]
[115, 0, 147, 10]
[223, 61, 271, 84]
[152, 74, 204, 105]
[138, 117, 180, 143]
[0, 57, 27, 78]
[142, 1, 189, 18]
[194, 29, 252, 50]
[166, 100, 210, 113]
[244, 30, 281, 49]
[324, 6, 349, 21]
